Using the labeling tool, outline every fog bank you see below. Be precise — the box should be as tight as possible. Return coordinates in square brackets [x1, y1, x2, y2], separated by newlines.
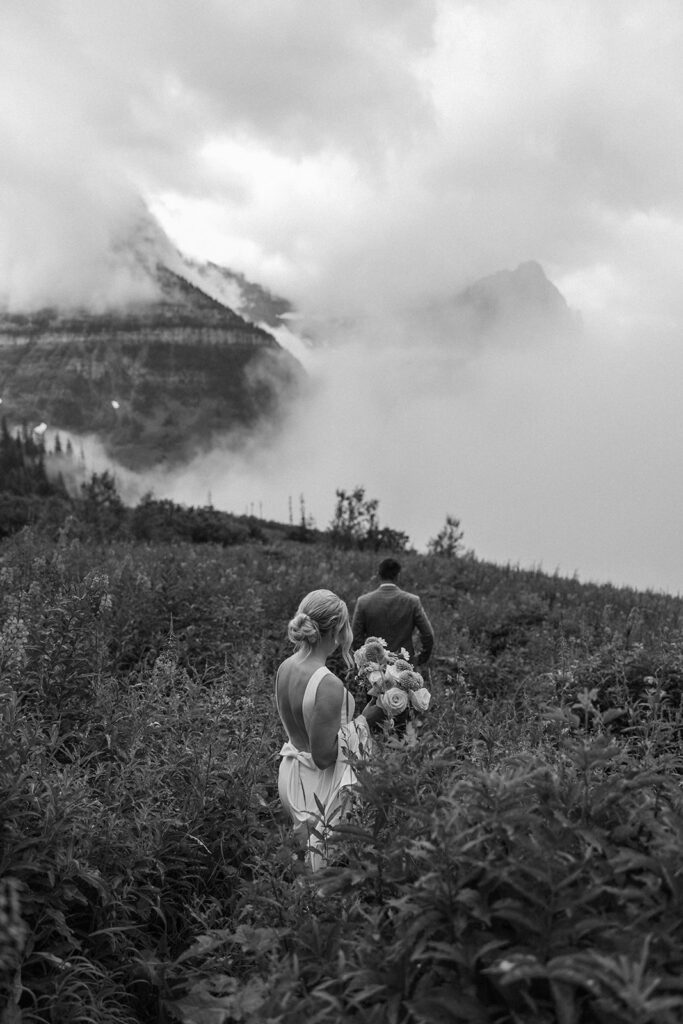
[130, 312, 682, 597]
[4, 0, 683, 594]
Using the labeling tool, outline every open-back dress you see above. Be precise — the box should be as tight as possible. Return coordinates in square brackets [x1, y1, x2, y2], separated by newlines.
[276, 665, 372, 870]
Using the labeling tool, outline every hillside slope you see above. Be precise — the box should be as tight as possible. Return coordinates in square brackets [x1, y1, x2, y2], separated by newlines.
[0, 264, 303, 470]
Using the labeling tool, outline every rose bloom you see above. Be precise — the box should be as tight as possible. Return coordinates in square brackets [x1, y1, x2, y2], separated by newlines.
[409, 687, 431, 712]
[367, 668, 385, 686]
[378, 687, 409, 716]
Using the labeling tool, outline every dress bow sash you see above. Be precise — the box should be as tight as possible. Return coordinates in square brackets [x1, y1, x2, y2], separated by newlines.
[278, 741, 318, 769]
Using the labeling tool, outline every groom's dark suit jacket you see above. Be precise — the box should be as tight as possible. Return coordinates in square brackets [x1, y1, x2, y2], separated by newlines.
[351, 583, 435, 666]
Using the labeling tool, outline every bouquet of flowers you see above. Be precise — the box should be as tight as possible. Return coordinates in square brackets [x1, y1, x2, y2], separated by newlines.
[354, 636, 431, 719]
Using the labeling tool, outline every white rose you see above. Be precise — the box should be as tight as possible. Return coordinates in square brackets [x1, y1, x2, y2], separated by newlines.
[378, 687, 409, 717]
[368, 669, 384, 685]
[409, 687, 431, 712]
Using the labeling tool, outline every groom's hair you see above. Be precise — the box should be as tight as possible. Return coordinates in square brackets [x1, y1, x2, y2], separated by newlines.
[378, 558, 401, 581]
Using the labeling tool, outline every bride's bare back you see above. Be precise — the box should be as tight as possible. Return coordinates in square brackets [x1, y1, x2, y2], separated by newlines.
[276, 654, 344, 769]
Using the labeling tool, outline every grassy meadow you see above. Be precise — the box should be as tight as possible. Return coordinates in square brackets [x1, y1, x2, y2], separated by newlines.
[2, 523, 683, 1023]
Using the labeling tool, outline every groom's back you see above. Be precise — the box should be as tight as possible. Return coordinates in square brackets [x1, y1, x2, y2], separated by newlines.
[352, 558, 435, 666]
[353, 586, 425, 660]
[358, 585, 417, 647]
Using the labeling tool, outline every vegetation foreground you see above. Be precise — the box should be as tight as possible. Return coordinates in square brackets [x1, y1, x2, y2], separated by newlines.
[2, 527, 683, 1023]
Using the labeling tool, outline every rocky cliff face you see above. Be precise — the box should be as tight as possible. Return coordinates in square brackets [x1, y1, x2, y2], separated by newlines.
[182, 260, 293, 329]
[0, 264, 303, 470]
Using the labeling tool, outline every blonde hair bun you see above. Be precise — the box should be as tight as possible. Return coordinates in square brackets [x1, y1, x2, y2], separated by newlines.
[287, 611, 321, 646]
[286, 589, 354, 670]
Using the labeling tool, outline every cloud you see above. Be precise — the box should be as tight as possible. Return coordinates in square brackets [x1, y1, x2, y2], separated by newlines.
[3, 0, 683, 593]
[0, 0, 435, 307]
[136, 311, 681, 596]
[142, 0, 683, 332]
[4, 0, 683, 319]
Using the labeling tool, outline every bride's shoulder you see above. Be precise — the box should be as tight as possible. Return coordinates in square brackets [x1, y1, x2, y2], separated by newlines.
[315, 670, 345, 706]
[319, 669, 344, 689]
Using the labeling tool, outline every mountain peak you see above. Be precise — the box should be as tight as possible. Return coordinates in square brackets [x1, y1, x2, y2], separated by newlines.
[0, 211, 305, 471]
[458, 260, 568, 313]
[449, 260, 579, 341]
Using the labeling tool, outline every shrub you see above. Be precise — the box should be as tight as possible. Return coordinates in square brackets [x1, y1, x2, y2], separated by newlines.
[329, 487, 409, 552]
[1, 529, 683, 1022]
[427, 514, 464, 557]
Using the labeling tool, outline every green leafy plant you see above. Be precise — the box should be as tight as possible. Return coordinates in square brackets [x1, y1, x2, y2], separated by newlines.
[2, 524, 683, 1022]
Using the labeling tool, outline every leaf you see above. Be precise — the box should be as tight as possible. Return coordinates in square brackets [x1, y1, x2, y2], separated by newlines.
[231, 925, 288, 955]
[484, 953, 546, 985]
[490, 900, 544, 937]
[609, 849, 660, 875]
[550, 979, 580, 1024]
[313, 793, 326, 816]
[601, 708, 626, 725]
[165, 975, 268, 1023]
[329, 823, 374, 841]
[313, 867, 362, 895]
[174, 929, 238, 964]
[417, 940, 466, 967]
[164, 991, 234, 1024]
[408, 989, 489, 1023]
[1, 997, 23, 1024]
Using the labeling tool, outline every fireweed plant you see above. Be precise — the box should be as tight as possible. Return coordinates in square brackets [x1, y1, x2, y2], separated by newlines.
[1, 529, 683, 1021]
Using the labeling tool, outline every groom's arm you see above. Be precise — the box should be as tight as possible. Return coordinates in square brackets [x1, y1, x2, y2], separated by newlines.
[351, 598, 366, 650]
[413, 599, 435, 666]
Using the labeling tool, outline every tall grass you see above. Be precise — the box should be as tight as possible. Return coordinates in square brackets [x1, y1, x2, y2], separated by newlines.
[2, 528, 683, 1022]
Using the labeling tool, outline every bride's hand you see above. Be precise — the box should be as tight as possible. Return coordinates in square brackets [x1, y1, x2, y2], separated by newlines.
[361, 701, 387, 726]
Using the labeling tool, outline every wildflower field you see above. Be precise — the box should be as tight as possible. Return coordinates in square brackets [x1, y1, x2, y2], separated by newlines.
[2, 526, 683, 1023]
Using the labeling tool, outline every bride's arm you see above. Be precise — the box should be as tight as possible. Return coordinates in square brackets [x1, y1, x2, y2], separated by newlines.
[360, 700, 387, 728]
[309, 675, 344, 769]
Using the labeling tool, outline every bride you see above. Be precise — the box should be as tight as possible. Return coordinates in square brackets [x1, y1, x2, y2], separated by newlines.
[275, 589, 384, 871]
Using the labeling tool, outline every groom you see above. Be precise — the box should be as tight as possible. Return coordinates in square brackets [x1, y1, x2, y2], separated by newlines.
[351, 557, 435, 668]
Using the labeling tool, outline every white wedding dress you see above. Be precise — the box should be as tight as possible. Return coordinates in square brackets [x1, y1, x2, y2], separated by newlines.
[277, 665, 372, 871]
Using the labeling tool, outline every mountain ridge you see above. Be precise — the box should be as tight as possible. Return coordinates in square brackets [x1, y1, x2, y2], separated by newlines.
[0, 257, 304, 471]
[0, 202, 579, 475]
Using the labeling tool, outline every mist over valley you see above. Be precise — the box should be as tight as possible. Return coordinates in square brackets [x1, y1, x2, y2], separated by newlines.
[2, 1, 682, 594]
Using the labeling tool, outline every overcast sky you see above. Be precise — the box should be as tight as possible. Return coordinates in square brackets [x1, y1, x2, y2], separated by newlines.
[2, 0, 683, 594]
